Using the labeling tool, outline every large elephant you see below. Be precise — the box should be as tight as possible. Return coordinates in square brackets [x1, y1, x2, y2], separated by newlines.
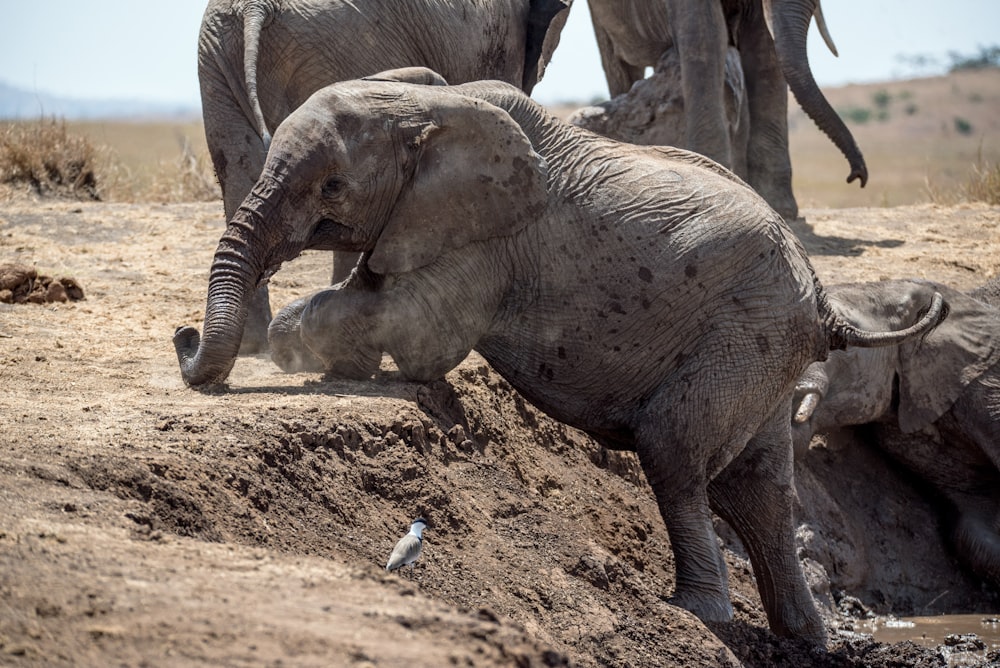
[582, 0, 867, 221]
[174, 70, 947, 644]
[792, 278, 1000, 587]
[198, 0, 571, 353]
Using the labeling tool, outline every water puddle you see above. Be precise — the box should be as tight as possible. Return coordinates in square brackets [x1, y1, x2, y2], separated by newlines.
[860, 614, 1000, 667]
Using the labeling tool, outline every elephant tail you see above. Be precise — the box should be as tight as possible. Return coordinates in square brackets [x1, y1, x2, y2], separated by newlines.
[242, 1, 273, 150]
[815, 274, 949, 351]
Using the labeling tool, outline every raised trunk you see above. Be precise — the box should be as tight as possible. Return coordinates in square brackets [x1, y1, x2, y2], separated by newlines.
[764, 0, 868, 186]
[175, 210, 266, 387]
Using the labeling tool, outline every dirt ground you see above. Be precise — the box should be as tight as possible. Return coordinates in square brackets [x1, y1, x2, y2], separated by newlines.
[1, 193, 998, 667]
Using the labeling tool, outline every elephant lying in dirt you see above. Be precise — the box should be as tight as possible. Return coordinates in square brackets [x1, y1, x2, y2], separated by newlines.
[198, 0, 570, 353]
[792, 278, 1000, 587]
[583, 0, 866, 222]
[174, 70, 947, 644]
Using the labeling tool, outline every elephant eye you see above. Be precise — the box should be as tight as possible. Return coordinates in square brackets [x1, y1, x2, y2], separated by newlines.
[322, 175, 347, 199]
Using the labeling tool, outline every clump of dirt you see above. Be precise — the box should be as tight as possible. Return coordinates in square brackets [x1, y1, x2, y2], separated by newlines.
[0, 262, 84, 304]
[1, 197, 998, 666]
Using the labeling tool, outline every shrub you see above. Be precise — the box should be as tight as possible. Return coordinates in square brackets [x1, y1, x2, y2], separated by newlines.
[0, 117, 108, 199]
[839, 106, 872, 125]
[954, 117, 974, 135]
[0, 118, 220, 203]
[872, 89, 892, 110]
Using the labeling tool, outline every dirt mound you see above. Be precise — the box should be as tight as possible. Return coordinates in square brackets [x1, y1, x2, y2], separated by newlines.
[0, 262, 84, 304]
[1, 198, 999, 666]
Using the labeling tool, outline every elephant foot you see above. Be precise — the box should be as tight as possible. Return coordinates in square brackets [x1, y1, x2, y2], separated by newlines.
[769, 601, 828, 646]
[240, 285, 274, 355]
[669, 589, 734, 624]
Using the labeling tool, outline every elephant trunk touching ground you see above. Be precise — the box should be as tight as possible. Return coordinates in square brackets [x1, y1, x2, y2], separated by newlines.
[763, 0, 867, 186]
[175, 178, 290, 387]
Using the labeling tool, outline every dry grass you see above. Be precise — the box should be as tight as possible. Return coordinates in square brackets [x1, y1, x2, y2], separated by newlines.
[0, 116, 220, 203]
[788, 68, 1000, 209]
[0, 117, 108, 199]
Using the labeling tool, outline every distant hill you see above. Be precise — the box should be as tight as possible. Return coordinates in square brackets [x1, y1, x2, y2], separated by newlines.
[0, 81, 200, 121]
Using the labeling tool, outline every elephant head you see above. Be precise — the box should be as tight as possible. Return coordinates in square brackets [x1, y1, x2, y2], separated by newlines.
[792, 279, 1000, 452]
[762, 0, 868, 186]
[175, 72, 548, 387]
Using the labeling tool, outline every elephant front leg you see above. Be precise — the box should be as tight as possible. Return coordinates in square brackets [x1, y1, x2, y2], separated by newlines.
[269, 288, 382, 380]
[274, 281, 484, 383]
[268, 295, 327, 374]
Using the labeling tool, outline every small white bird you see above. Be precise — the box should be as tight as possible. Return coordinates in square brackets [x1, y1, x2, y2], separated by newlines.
[385, 517, 429, 574]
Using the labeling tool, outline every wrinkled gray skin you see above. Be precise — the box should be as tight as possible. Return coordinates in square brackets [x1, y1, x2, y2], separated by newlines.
[584, 0, 867, 221]
[174, 70, 947, 644]
[792, 278, 1000, 589]
[198, 0, 570, 353]
[569, 45, 749, 176]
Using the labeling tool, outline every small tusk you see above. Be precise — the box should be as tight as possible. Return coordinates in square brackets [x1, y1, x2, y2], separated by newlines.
[794, 392, 821, 423]
[814, 1, 839, 57]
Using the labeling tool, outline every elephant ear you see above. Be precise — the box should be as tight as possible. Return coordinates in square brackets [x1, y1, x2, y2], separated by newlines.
[896, 281, 1000, 433]
[368, 92, 548, 275]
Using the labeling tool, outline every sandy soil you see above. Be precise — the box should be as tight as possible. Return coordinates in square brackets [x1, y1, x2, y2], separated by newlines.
[1, 194, 998, 667]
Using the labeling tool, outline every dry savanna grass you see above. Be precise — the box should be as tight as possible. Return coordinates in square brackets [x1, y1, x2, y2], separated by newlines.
[0, 115, 218, 203]
[1, 68, 998, 208]
[788, 68, 1000, 208]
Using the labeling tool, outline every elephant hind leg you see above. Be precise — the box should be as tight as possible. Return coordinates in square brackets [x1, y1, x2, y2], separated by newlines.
[708, 399, 826, 645]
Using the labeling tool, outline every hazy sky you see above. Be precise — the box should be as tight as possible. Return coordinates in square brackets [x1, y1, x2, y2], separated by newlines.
[1, 0, 998, 109]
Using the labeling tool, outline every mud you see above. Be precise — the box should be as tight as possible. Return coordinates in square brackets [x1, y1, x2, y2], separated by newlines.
[1, 195, 999, 666]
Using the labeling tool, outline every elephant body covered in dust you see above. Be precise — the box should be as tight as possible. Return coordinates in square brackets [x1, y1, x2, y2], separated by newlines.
[582, 0, 867, 222]
[792, 278, 1000, 588]
[174, 71, 947, 645]
[198, 0, 570, 352]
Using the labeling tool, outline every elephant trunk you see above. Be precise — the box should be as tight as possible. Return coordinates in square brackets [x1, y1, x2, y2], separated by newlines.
[175, 204, 271, 388]
[764, 0, 868, 186]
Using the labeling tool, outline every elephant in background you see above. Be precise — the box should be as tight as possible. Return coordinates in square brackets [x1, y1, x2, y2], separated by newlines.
[174, 70, 947, 644]
[792, 278, 1000, 588]
[569, 45, 749, 177]
[198, 0, 571, 353]
[582, 0, 867, 222]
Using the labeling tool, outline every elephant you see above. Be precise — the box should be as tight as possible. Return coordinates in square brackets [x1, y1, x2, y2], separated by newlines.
[582, 0, 867, 222]
[173, 70, 948, 644]
[198, 0, 571, 353]
[569, 45, 749, 177]
[791, 278, 1000, 588]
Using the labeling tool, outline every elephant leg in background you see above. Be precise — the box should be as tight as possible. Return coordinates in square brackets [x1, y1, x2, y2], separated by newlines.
[666, 0, 733, 168]
[331, 251, 362, 284]
[590, 19, 647, 97]
[740, 8, 798, 221]
[200, 77, 271, 354]
[709, 400, 827, 643]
